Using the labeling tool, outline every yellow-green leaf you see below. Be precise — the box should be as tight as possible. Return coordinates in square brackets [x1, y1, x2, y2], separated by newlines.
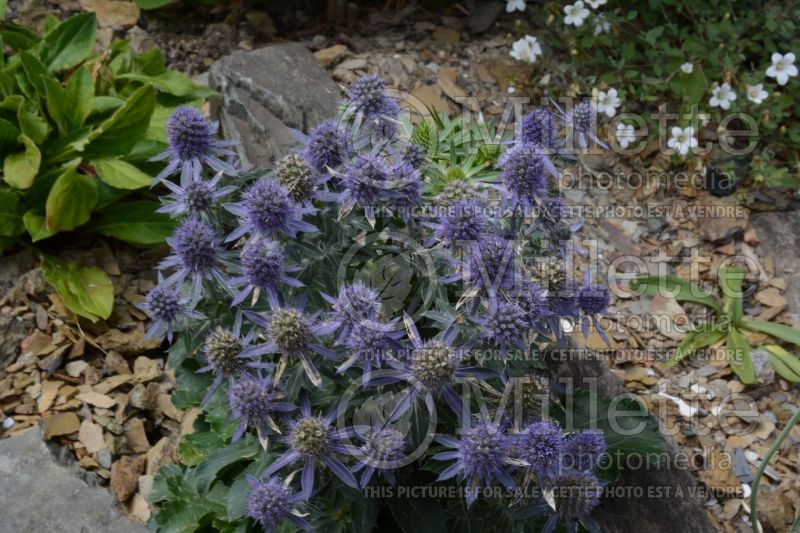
[727, 328, 755, 384]
[45, 166, 98, 231]
[41, 254, 113, 322]
[3, 133, 40, 189]
[92, 158, 152, 189]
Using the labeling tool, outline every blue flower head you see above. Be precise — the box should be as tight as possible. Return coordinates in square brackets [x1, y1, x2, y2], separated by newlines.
[562, 430, 607, 472]
[224, 179, 317, 241]
[433, 199, 487, 247]
[434, 418, 516, 507]
[304, 120, 347, 173]
[520, 108, 557, 149]
[517, 421, 564, 475]
[229, 372, 294, 441]
[352, 426, 407, 487]
[246, 476, 310, 532]
[500, 142, 550, 206]
[151, 106, 236, 185]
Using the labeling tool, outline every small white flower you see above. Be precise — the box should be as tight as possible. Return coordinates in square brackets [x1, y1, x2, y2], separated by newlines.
[766, 52, 797, 86]
[680, 62, 693, 74]
[709, 82, 737, 110]
[509, 35, 542, 64]
[587, 0, 607, 7]
[506, 0, 526, 13]
[564, 1, 590, 27]
[745, 83, 768, 104]
[593, 14, 610, 35]
[594, 87, 621, 118]
[615, 123, 636, 149]
[667, 126, 698, 157]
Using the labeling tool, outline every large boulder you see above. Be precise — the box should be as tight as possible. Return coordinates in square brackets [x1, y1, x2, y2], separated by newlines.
[209, 42, 342, 168]
[0, 429, 146, 532]
[557, 350, 716, 533]
[750, 210, 800, 329]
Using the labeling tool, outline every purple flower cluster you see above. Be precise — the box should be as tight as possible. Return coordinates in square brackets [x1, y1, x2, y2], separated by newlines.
[145, 75, 616, 532]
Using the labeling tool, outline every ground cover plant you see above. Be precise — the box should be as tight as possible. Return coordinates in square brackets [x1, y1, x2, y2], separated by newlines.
[143, 74, 664, 532]
[0, 12, 211, 321]
[507, 0, 800, 191]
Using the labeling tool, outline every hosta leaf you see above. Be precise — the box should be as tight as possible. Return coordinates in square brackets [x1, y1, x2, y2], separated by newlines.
[45, 166, 98, 231]
[91, 158, 152, 189]
[84, 84, 155, 157]
[41, 255, 113, 322]
[39, 13, 96, 72]
[3, 133, 40, 189]
[93, 201, 175, 245]
[727, 327, 755, 384]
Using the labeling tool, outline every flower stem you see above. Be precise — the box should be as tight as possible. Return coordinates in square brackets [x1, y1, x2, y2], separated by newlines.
[750, 406, 800, 533]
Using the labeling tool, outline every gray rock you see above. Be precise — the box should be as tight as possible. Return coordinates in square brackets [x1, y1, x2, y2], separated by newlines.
[0, 314, 30, 371]
[750, 210, 800, 329]
[555, 343, 715, 533]
[209, 43, 342, 168]
[0, 429, 146, 532]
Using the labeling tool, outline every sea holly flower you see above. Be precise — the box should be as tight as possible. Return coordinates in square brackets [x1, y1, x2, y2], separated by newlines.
[766, 52, 797, 86]
[383, 315, 494, 417]
[224, 179, 317, 242]
[520, 108, 556, 150]
[594, 88, 621, 118]
[541, 470, 605, 533]
[263, 394, 358, 497]
[515, 421, 564, 477]
[499, 142, 555, 207]
[576, 269, 611, 342]
[322, 281, 383, 341]
[160, 217, 228, 296]
[428, 199, 488, 248]
[230, 237, 303, 308]
[437, 179, 479, 205]
[515, 279, 550, 330]
[506, 0, 526, 12]
[667, 126, 698, 157]
[461, 234, 517, 297]
[151, 106, 237, 185]
[472, 300, 529, 354]
[615, 123, 636, 149]
[350, 426, 407, 487]
[402, 142, 426, 170]
[139, 273, 202, 342]
[433, 417, 517, 507]
[244, 304, 337, 388]
[709, 83, 737, 110]
[391, 161, 423, 208]
[510, 36, 542, 64]
[337, 319, 403, 383]
[229, 371, 295, 442]
[345, 75, 401, 139]
[561, 430, 607, 472]
[554, 100, 607, 149]
[680, 62, 694, 74]
[197, 314, 272, 405]
[157, 173, 237, 218]
[746, 83, 769, 104]
[563, 1, 590, 27]
[274, 154, 322, 205]
[246, 475, 311, 532]
[300, 119, 348, 173]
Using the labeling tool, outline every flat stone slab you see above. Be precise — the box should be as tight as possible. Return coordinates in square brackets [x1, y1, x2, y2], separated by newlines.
[209, 42, 342, 167]
[0, 429, 146, 532]
[750, 210, 800, 329]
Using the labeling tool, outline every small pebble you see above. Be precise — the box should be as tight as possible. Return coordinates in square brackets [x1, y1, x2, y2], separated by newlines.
[2, 417, 14, 430]
[98, 448, 113, 469]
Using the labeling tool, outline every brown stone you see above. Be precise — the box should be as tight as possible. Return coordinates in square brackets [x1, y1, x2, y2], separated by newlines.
[43, 412, 80, 439]
[110, 455, 146, 503]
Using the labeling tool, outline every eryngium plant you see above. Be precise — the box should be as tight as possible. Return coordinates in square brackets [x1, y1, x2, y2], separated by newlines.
[146, 76, 661, 532]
